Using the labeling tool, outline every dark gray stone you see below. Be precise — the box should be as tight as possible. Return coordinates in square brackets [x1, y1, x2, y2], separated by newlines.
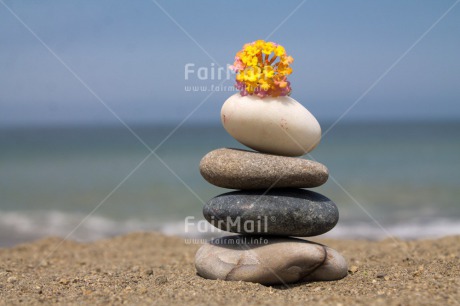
[203, 189, 338, 237]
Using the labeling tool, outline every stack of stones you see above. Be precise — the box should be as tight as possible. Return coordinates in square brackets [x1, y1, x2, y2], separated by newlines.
[194, 94, 348, 285]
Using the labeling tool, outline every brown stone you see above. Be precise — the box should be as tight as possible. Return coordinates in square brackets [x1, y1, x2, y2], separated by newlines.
[199, 148, 328, 189]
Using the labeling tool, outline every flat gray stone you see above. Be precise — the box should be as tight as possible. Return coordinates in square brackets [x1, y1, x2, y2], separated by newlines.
[200, 148, 328, 189]
[203, 189, 338, 237]
[195, 235, 348, 285]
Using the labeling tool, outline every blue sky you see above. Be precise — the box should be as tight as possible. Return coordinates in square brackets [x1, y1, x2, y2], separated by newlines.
[0, 0, 459, 126]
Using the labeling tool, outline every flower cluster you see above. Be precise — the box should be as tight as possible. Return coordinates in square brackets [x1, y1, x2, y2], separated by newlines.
[230, 40, 294, 98]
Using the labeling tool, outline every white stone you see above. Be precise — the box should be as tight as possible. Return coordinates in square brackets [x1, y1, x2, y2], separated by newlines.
[221, 94, 321, 157]
[195, 236, 348, 285]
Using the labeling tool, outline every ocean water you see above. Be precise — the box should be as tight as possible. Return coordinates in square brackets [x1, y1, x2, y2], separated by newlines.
[1, 121, 459, 247]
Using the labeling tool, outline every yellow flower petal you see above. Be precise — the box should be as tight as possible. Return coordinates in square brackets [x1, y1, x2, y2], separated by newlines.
[274, 45, 285, 57]
[263, 65, 274, 78]
[255, 40, 265, 49]
[262, 42, 275, 55]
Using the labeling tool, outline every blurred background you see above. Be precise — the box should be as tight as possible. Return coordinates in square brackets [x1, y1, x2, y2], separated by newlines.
[1, 0, 459, 246]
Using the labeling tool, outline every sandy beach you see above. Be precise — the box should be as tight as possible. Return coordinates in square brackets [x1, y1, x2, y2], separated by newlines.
[0, 233, 458, 305]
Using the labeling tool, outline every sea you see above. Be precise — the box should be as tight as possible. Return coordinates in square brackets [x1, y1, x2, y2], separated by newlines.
[1, 121, 459, 247]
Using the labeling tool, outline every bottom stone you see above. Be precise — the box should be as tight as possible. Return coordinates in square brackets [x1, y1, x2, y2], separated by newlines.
[195, 235, 348, 285]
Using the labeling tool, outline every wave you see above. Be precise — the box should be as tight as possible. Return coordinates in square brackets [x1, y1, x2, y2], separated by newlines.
[1, 210, 459, 247]
[323, 220, 460, 240]
[0, 210, 158, 247]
